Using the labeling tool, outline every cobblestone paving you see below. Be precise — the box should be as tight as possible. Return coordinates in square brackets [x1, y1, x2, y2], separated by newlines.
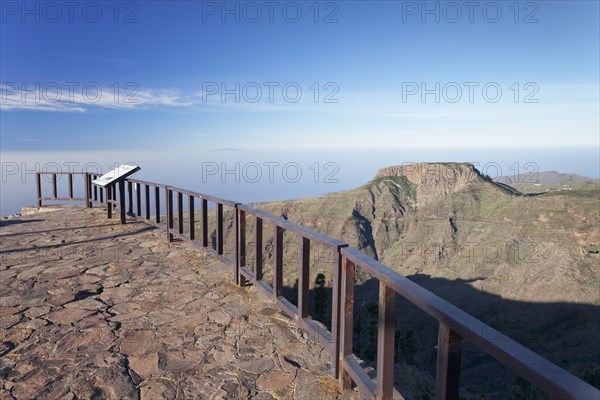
[0, 206, 362, 399]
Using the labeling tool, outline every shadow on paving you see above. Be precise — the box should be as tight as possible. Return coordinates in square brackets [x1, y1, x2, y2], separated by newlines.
[0, 219, 43, 228]
[0, 222, 122, 239]
[0, 225, 155, 255]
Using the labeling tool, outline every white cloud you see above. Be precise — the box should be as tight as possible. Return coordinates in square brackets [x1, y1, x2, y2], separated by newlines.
[0, 83, 190, 112]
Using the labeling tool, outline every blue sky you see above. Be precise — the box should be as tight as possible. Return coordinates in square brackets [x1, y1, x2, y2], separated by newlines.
[1, 0, 599, 151]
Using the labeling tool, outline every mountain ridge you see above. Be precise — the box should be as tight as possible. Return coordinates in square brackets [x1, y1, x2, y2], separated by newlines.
[253, 162, 598, 303]
[495, 170, 600, 185]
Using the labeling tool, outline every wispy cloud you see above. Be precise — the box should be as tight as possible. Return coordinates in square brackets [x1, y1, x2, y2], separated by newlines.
[0, 82, 342, 113]
[0, 83, 190, 112]
[2, 82, 597, 119]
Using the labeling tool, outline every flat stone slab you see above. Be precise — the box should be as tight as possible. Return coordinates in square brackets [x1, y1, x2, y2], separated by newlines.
[0, 206, 363, 399]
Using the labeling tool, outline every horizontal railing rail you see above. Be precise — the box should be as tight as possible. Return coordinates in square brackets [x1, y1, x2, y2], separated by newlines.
[32, 171, 600, 400]
[166, 184, 239, 208]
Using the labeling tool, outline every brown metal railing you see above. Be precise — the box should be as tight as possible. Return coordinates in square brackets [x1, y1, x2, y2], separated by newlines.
[87, 173, 106, 208]
[122, 178, 169, 229]
[237, 204, 348, 376]
[33, 172, 600, 400]
[159, 184, 239, 265]
[338, 247, 600, 399]
[35, 172, 88, 205]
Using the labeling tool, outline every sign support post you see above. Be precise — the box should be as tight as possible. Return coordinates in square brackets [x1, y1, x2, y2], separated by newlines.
[91, 164, 141, 225]
[119, 180, 126, 224]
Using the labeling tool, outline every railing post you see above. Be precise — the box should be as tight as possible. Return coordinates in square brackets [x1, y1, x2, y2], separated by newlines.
[145, 185, 150, 220]
[376, 282, 396, 400]
[68, 173, 74, 199]
[119, 180, 126, 224]
[85, 173, 91, 208]
[331, 245, 347, 379]
[93, 176, 98, 204]
[273, 225, 284, 299]
[166, 188, 173, 241]
[201, 198, 208, 247]
[91, 175, 94, 202]
[435, 323, 463, 400]
[177, 192, 183, 234]
[254, 216, 263, 282]
[339, 256, 355, 391]
[234, 206, 239, 284]
[127, 181, 133, 215]
[112, 182, 117, 212]
[136, 182, 141, 216]
[52, 173, 57, 198]
[154, 186, 160, 224]
[188, 195, 195, 240]
[84, 174, 89, 207]
[107, 185, 113, 219]
[216, 203, 223, 255]
[237, 208, 246, 286]
[331, 246, 346, 378]
[36, 173, 42, 207]
[298, 237, 310, 320]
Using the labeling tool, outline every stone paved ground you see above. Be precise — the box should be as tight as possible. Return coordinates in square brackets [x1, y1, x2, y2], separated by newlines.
[0, 206, 363, 399]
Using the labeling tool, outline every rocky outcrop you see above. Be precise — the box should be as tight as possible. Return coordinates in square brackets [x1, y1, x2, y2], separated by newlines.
[375, 163, 485, 207]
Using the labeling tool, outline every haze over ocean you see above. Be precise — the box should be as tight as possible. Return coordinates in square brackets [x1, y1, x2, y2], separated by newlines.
[1, 146, 597, 216]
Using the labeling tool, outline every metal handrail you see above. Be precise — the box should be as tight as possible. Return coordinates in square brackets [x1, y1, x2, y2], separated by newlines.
[237, 204, 347, 248]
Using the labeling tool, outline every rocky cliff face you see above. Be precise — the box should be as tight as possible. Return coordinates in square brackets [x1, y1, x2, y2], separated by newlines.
[248, 164, 504, 271]
[375, 162, 483, 183]
[375, 163, 485, 206]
